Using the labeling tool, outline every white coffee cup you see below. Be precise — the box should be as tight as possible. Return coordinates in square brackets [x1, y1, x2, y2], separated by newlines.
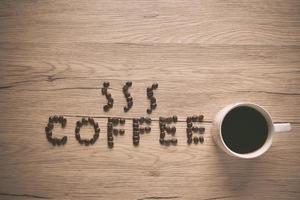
[211, 102, 291, 159]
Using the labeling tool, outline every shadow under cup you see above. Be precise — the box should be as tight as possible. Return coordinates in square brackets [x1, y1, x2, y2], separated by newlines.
[221, 106, 269, 154]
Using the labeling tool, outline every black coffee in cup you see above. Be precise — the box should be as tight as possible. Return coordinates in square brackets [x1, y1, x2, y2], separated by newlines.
[221, 106, 269, 154]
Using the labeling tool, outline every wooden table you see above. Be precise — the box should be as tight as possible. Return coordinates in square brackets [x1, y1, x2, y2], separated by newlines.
[0, 1, 299, 199]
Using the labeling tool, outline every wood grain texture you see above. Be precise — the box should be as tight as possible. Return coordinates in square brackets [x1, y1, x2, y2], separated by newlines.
[0, 1, 300, 200]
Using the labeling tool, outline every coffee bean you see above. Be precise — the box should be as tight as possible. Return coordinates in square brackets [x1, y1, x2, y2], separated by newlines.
[192, 115, 199, 122]
[83, 139, 89, 146]
[107, 131, 113, 137]
[107, 136, 113, 141]
[77, 138, 84, 145]
[159, 138, 164, 145]
[139, 117, 145, 124]
[151, 83, 158, 90]
[95, 127, 100, 134]
[173, 115, 178, 123]
[124, 92, 131, 98]
[48, 116, 54, 123]
[198, 115, 204, 122]
[186, 128, 192, 134]
[187, 137, 192, 145]
[186, 117, 192, 123]
[171, 138, 178, 145]
[105, 93, 111, 99]
[126, 81, 132, 87]
[75, 126, 80, 134]
[47, 122, 54, 130]
[192, 127, 198, 132]
[108, 141, 114, 148]
[88, 117, 95, 125]
[164, 139, 171, 146]
[46, 133, 52, 141]
[133, 124, 139, 130]
[159, 117, 165, 122]
[171, 127, 176, 134]
[124, 106, 129, 112]
[94, 122, 99, 129]
[133, 130, 139, 136]
[193, 137, 199, 144]
[133, 139, 139, 146]
[187, 122, 192, 128]
[127, 96, 133, 102]
[119, 118, 125, 125]
[199, 127, 205, 133]
[119, 129, 125, 136]
[147, 109, 152, 114]
[101, 87, 107, 95]
[147, 90, 153, 98]
[147, 87, 152, 93]
[46, 130, 52, 137]
[58, 115, 64, 121]
[103, 82, 110, 88]
[112, 118, 119, 125]
[76, 121, 82, 127]
[165, 127, 170, 133]
[113, 129, 119, 136]
[82, 118, 88, 125]
[51, 138, 57, 146]
[159, 125, 165, 131]
[108, 99, 114, 106]
[132, 122, 139, 127]
[56, 138, 62, 146]
[107, 123, 113, 130]
[166, 117, 173, 123]
[107, 99, 113, 105]
[133, 118, 139, 124]
[133, 135, 140, 140]
[45, 126, 51, 133]
[90, 138, 95, 145]
[187, 132, 192, 139]
[104, 105, 110, 112]
[145, 127, 151, 133]
[53, 115, 59, 123]
[62, 118, 67, 128]
[160, 132, 165, 138]
[199, 136, 204, 143]
[127, 100, 133, 108]
[139, 128, 145, 134]
[93, 133, 99, 140]
[145, 117, 151, 124]
[61, 136, 67, 145]
[75, 132, 81, 140]
[122, 85, 128, 92]
[150, 103, 157, 110]
[150, 97, 156, 104]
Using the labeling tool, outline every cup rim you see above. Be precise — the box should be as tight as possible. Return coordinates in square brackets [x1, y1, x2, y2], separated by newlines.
[218, 102, 274, 159]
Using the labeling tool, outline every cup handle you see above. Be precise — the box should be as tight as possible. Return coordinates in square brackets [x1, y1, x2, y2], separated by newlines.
[274, 123, 292, 133]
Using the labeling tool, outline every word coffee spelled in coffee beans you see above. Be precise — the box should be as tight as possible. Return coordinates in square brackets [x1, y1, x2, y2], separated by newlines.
[44, 81, 207, 149]
[45, 115, 206, 148]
